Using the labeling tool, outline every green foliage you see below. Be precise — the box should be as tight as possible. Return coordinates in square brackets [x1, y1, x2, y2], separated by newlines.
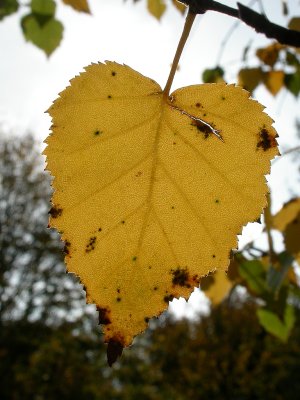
[202, 66, 225, 83]
[257, 304, 295, 342]
[0, 322, 115, 400]
[238, 259, 266, 294]
[20, 0, 63, 55]
[0, 0, 18, 20]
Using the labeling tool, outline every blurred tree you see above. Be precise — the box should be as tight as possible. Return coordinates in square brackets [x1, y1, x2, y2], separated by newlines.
[0, 135, 95, 327]
[115, 300, 300, 400]
[0, 321, 116, 400]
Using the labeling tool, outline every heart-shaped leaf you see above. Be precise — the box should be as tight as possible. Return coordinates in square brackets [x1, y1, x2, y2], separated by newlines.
[21, 13, 63, 56]
[45, 62, 278, 358]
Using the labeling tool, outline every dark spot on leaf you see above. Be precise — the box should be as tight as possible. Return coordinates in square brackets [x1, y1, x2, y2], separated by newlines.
[116, 297, 121, 302]
[203, 113, 207, 117]
[195, 102, 202, 107]
[132, 256, 137, 261]
[257, 127, 277, 151]
[94, 130, 102, 136]
[171, 206, 175, 209]
[221, 96, 225, 100]
[97, 306, 111, 325]
[117, 288, 121, 293]
[108, 95, 112, 99]
[191, 121, 212, 138]
[86, 236, 97, 253]
[63, 240, 71, 255]
[98, 227, 102, 232]
[164, 294, 174, 303]
[107, 337, 124, 367]
[173, 142, 177, 145]
[144, 317, 150, 323]
[153, 286, 158, 291]
[111, 71, 116, 76]
[212, 254, 216, 258]
[171, 267, 191, 288]
[121, 220, 125, 224]
[215, 199, 220, 204]
[148, 266, 152, 269]
[49, 205, 63, 218]
[135, 171, 142, 177]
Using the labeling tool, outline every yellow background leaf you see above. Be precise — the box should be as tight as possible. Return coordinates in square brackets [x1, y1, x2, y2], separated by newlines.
[62, 0, 90, 13]
[285, 212, 300, 265]
[256, 43, 284, 67]
[272, 197, 300, 231]
[172, 0, 186, 14]
[147, 0, 166, 20]
[201, 270, 232, 304]
[263, 70, 285, 96]
[45, 62, 278, 349]
[238, 68, 263, 93]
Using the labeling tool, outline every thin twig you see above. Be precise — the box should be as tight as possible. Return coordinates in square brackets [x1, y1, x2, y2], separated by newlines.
[264, 192, 277, 266]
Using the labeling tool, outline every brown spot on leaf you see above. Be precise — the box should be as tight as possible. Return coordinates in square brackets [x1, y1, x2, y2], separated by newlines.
[164, 294, 174, 303]
[257, 128, 277, 151]
[116, 297, 121, 302]
[107, 337, 124, 367]
[191, 120, 213, 138]
[111, 71, 116, 76]
[171, 267, 190, 287]
[144, 317, 150, 323]
[94, 130, 102, 136]
[63, 240, 71, 255]
[195, 102, 202, 108]
[85, 236, 97, 253]
[49, 205, 63, 218]
[97, 306, 111, 325]
[107, 95, 112, 99]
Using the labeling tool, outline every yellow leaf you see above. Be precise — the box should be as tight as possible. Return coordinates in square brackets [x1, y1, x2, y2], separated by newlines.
[256, 43, 284, 67]
[147, 0, 166, 20]
[263, 70, 285, 96]
[288, 17, 300, 32]
[172, 0, 186, 14]
[201, 270, 232, 304]
[272, 197, 300, 231]
[238, 68, 263, 93]
[285, 212, 300, 265]
[62, 0, 90, 13]
[45, 61, 278, 351]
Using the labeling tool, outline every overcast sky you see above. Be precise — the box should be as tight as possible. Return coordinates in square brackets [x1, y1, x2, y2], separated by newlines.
[0, 0, 299, 317]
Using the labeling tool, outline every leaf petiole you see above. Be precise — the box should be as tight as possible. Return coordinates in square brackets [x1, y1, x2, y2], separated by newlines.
[163, 10, 196, 96]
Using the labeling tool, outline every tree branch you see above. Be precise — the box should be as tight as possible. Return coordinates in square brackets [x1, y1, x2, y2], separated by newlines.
[183, 0, 300, 47]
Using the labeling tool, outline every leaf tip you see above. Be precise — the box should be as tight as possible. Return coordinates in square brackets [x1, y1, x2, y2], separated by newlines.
[107, 338, 124, 367]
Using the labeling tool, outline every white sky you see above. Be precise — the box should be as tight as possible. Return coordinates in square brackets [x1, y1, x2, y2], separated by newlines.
[0, 0, 299, 318]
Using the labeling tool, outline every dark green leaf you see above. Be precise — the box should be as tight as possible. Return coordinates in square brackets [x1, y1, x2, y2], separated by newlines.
[0, 0, 19, 20]
[31, 0, 56, 16]
[284, 73, 300, 96]
[202, 66, 224, 83]
[238, 260, 266, 294]
[285, 51, 300, 68]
